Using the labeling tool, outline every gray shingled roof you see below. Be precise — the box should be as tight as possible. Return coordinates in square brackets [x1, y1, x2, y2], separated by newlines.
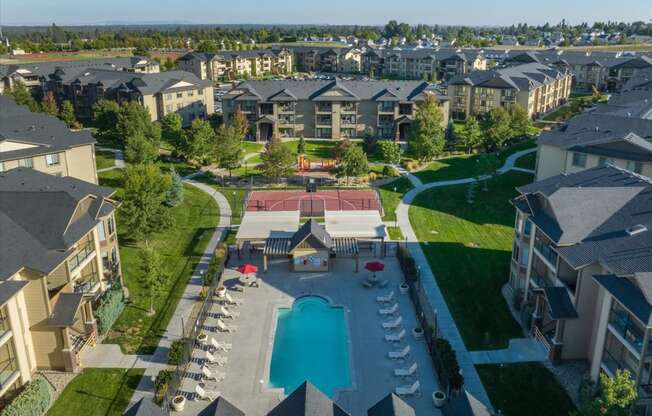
[197, 397, 245, 416]
[266, 382, 350, 416]
[0, 280, 28, 308]
[594, 274, 652, 324]
[513, 166, 652, 273]
[47, 293, 84, 327]
[289, 219, 332, 253]
[178, 49, 289, 63]
[442, 390, 491, 416]
[0, 168, 117, 280]
[543, 286, 579, 319]
[123, 397, 167, 416]
[449, 62, 570, 90]
[0, 96, 95, 162]
[367, 393, 415, 416]
[0, 56, 154, 80]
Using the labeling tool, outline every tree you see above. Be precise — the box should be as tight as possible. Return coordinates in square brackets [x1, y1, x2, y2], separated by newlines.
[59, 100, 81, 129]
[336, 145, 369, 184]
[138, 242, 166, 315]
[121, 164, 172, 240]
[40, 92, 58, 116]
[408, 94, 445, 162]
[297, 135, 306, 155]
[482, 107, 512, 151]
[260, 137, 295, 181]
[377, 140, 401, 165]
[572, 370, 637, 416]
[332, 138, 353, 161]
[216, 125, 243, 175]
[9, 81, 39, 112]
[231, 110, 248, 139]
[508, 104, 531, 140]
[125, 132, 159, 164]
[362, 127, 377, 154]
[185, 118, 216, 165]
[456, 116, 483, 154]
[116, 102, 161, 147]
[165, 166, 184, 207]
[92, 99, 121, 140]
[161, 113, 185, 154]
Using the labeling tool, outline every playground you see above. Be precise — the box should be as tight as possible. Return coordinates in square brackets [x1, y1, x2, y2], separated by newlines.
[245, 189, 382, 217]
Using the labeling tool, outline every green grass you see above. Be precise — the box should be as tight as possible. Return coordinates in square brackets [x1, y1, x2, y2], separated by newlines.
[47, 368, 144, 416]
[387, 226, 404, 240]
[409, 171, 533, 350]
[514, 151, 537, 170]
[477, 363, 575, 416]
[96, 150, 116, 170]
[99, 172, 219, 354]
[377, 176, 414, 222]
[243, 141, 264, 155]
[543, 106, 575, 122]
[413, 140, 536, 184]
[193, 176, 248, 225]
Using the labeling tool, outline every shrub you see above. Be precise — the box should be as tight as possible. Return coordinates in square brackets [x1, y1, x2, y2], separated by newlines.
[167, 338, 188, 365]
[382, 165, 400, 177]
[397, 246, 418, 281]
[95, 283, 125, 334]
[154, 369, 172, 404]
[434, 338, 464, 391]
[368, 172, 377, 182]
[1, 377, 52, 416]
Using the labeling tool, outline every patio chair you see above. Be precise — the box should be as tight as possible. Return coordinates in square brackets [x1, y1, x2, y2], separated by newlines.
[379, 280, 389, 288]
[394, 362, 418, 378]
[219, 306, 240, 319]
[217, 319, 238, 333]
[224, 293, 243, 306]
[395, 380, 420, 397]
[381, 316, 403, 330]
[195, 384, 220, 401]
[385, 329, 406, 343]
[251, 278, 261, 288]
[201, 365, 225, 382]
[379, 303, 399, 316]
[361, 279, 374, 288]
[210, 337, 232, 352]
[376, 291, 394, 304]
[205, 351, 228, 366]
[388, 345, 410, 360]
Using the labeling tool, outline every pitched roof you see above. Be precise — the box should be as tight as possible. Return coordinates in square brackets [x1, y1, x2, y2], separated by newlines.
[0, 168, 117, 280]
[442, 390, 492, 416]
[367, 393, 415, 416]
[449, 62, 569, 90]
[594, 273, 652, 324]
[47, 293, 84, 327]
[289, 219, 332, 252]
[0, 280, 28, 308]
[0, 56, 155, 80]
[197, 397, 245, 416]
[543, 286, 579, 319]
[266, 382, 350, 416]
[123, 397, 167, 416]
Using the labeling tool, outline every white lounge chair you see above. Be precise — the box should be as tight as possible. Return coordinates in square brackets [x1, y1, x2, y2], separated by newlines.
[385, 329, 406, 343]
[201, 365, 225, 382]
[224, 293, 243, 306]
[217, 319, 237, 333]
[376, 291, 394, 304]
[379, 303, 399, 316]
[205, 351, 228, 366]
[388, 345, 410, 360]
[382, 316, 403, 330]
[395, 380, 420, 397]
[394, 362, 418, 378]
[210, 337, 232, 352]
[219, 306, 240, 319]
[195, 385, 219, 401]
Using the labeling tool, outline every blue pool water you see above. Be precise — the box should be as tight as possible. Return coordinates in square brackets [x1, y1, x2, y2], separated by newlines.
[269, 296, 351, 397]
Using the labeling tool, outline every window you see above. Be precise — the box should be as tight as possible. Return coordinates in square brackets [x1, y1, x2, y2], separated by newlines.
[166, 94, 172, 100]
[176, 103, 183, 110]
[379, 101, 394, 112]
[341, 128, 356, 138]
[379, 114, 394, 125]
[0, 162, 3, 172]
[316, 115, 332, 125]
[0, 340, 18, 391]
[97, 223, 106, 242]
[198, 89, 203, 95]
[626, 161, 643, 174]
[176, 93, 183, 98]
[18, 158, 33, 168]
[315, 128, 332, 138]
[0, 306, 8, 336]
[520, 247, 529, 267]
[512, 242, 520, 262]
[340, 114, 356, 125]
[378, 127, 394, 139]
[45, 153, 60, 166]
[166, 104, 173, 112]
[187, 91, 194, 97]
[571, 152, 587, 168]
[524, 219, 533, 237]
[599, 157, 614, 167]
[609, 300, 646, 352]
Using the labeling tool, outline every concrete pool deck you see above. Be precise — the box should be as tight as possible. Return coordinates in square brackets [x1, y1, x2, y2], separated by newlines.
[177, 255, 440, 416]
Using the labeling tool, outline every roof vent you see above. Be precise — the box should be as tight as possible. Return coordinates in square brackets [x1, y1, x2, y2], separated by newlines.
[595, 126, 600, 131]
[626, 224, 648, 236]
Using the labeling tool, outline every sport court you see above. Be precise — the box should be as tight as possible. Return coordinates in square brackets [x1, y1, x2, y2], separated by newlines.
[245, 189, 382, 217]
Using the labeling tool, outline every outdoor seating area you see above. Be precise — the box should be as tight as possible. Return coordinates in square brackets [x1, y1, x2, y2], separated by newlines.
[175, 254, 438, 415]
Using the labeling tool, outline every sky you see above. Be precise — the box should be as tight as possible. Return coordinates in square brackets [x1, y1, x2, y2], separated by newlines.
[1, 0, 651, 27]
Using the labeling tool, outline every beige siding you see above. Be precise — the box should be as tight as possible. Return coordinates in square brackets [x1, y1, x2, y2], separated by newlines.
[64, 145, 97, 184]
[535, 144, 568, 180]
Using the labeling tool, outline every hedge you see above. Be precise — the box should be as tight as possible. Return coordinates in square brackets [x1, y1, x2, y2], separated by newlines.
[397, 245, 418, 282]
[95, 283, 125, 334]
[434, 338, 464, 391]
[1, 377, 52, 416]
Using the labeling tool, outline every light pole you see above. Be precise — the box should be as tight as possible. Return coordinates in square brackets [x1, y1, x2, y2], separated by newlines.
[232, 191, 236, 219]
[394, 186, 398, 228]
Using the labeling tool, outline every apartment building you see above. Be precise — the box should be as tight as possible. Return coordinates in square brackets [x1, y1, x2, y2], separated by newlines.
[447, 62, 573, 120]
[507, 166, 652, 414]
[46, 69, 214, 125]
[364, 48, 486, 81]
[0, 56, 159, 94]
[0, 168, 121, 400]
[176, 49, 293, 81]
[222, 79, 449, 141]
[0, 96, 98, 184]
[289, 46, 363, 73]
[535, 88, 652, 180]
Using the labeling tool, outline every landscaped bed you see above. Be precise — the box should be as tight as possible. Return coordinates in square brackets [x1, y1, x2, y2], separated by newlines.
[95, 150, 116, 170]
[477, 363, 575, 416]
[409, 171, 532, 350]
[46, 368, 144, 416]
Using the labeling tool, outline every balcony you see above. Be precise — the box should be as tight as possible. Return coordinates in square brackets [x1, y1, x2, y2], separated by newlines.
[609, 310, 646, 354]
[74, 272, 101, 295]
[68, 244, 96, 273]
[534, 240, 558, 268]
[378, 104, 395, 114]
[315, 104, 332, 114]
[531, 269, 553, 288]
[602, 348, 637, 378]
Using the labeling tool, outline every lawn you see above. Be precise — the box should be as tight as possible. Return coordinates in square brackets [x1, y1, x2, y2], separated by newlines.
[96, 150, 116, 170]
[409, 171, 533, 350]
[413, 140, 536, 184]
[377, 176, 414, 222]
[193, 176, 248, 225]
[387, 226, 404, 240]
[99, 171, 219, 354]
[514, 151, 537, 170]
[243, 141, 264, 155]
[47, 368, 144, 416]
[477, 363, 575, 416]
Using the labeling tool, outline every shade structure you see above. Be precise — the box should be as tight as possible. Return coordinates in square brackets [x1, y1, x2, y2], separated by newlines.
[364, 261, 385, 273]
[237, 263, 258, 274]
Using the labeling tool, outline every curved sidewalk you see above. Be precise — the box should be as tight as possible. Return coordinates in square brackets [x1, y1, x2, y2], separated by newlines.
[395, 147, 536, 409]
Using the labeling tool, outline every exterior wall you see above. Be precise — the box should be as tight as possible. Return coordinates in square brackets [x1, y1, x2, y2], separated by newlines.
[1, 144, 97, 184]
[0, 291, 36, 397]
[589, 289, 612, 381]
[535, 144, 568, 180]
[153, 85, 214, 125]
[292, 248, 329, 272]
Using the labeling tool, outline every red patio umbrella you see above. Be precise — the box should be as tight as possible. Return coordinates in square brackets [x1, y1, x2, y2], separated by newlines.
[237, 263, 258, 274]
[365, 261, 385, 273]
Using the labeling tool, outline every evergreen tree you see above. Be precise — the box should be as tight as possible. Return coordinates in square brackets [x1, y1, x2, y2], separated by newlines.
[408, 94, 445, 162]
[216, 125, 244, 175]
[297, 135, 306, 155]
[261, 137, 295, 181]
[362, 127, 377, 154]
[40, 92, 59, 116]
[59, 100, 81, 129]
[165, 166, 184, 207]
[186, 118, 216, 165]
[9, 81, 39, 112]
[456, 116, 483, 154]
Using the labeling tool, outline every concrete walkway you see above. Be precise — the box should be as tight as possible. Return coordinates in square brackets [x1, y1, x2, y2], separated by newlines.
[394, 147, 537, 410]
[96, 147, 126, 172]
[470, 338, 547, 365]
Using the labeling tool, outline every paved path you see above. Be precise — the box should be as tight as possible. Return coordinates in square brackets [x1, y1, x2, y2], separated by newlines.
[470, 338, 547, 365]
[394, 147, 536, 410]
[96, 147, 125, 172]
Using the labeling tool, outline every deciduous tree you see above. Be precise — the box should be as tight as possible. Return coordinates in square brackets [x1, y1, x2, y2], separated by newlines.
[40, 92, 58, 116]
[231, 109, 248, 139]
[260, 137, 295, 181]
[377, 140, 401, 165]
[138, 242, 167, 315]
[216, 125, 243, 175]
[186, 118, 216, 165]
[161, 113, 186, 155]
[125, 132, 159, 164]
[336, 145, 369, 184]
[456, 116, 483, 154]
[92, 99, 121, 140]
[482, 107, 512, 151]
[9, 81, 39, 112]
[508, 104, 531, 140]
[121, 164, 172, 240]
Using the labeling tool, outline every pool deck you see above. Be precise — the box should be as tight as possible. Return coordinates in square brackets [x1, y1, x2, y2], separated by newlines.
[177, 255, 440, 416]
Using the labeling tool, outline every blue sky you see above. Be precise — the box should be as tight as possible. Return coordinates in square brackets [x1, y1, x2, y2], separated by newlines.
[1, 0, 650, 26]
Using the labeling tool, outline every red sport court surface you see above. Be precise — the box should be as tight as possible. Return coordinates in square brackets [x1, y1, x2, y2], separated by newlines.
[245, 189, 381, 215]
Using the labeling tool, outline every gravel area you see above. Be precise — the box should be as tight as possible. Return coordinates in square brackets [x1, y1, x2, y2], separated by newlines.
[38, 371, 78, 400]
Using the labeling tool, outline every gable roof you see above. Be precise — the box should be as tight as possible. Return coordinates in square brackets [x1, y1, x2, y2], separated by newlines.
[442, 390, 492, 416]
[367, 393, 415, 416]
[450, 62, 569, 91]
[197, 397, 246, 416]
[266, 382, 350, 416]
[123, 397, 167, 416]
[594, 274, 652, 324]
[289, 219, 332, 252]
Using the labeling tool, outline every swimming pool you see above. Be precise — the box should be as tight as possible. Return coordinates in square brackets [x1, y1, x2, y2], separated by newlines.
[269, 296, 351, 397]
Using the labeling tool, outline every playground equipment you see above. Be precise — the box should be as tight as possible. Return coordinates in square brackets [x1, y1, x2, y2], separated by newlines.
[297, 154, 336, 172]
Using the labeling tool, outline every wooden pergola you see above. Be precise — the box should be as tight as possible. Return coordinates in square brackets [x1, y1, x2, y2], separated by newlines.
[262, 236, 360, 272]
